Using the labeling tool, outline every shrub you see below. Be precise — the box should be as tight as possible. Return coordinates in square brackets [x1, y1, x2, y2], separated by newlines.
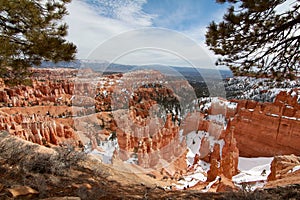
[22, 145, 87, 175]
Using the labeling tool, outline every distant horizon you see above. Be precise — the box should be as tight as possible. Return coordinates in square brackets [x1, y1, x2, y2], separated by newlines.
[40, 59, 231, 71]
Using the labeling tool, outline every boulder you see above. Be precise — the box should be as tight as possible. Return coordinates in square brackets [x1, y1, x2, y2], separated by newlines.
[268, 154, 300, 181]
[7, 186, 39, 198]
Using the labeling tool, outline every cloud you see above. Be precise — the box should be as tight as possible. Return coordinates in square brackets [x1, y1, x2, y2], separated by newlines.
[65, 0, 158, 58]
[151, 2, 191, 29]
[81, 0, 155, 26]
[64, 0, 227, 69]
[86, 28, 217, 69]
[65, 0, 133, 58]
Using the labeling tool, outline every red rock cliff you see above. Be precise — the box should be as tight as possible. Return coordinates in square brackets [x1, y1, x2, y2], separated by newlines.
[232, 91, 300, 157]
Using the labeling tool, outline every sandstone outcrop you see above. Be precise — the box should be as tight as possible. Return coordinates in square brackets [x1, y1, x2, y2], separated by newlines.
[0, 111, 79, 146]
[196, 99, 239, 182]
[265, 154, 300, 188]
[220, 125, 239, 180]
[7, 186, 39, 198]
[107, 70, 195, 174]
[267, 154, 300, 181]
[115, 110, 186, 171]
[0, 69, 76, 108]
[215, 175, 238, 192]
[232, 91, 300, 157]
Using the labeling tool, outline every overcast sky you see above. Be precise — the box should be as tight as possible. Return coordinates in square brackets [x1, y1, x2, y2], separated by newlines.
[64, 0, 228, 67]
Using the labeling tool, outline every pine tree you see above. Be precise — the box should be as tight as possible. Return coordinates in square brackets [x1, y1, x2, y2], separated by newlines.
[206, 0, 300, 80]
[0, 0, 76, 84]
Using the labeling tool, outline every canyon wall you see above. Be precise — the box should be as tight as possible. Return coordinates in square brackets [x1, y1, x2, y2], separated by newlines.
[232, 91, 300, 157]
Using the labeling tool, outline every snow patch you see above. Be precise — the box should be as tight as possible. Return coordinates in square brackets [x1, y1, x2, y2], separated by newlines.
[289, 165, 300, 173]
[88, 133, 119, 164]
[208, 114, 226, 124]
[233, 157, 273, 191]
[125, 155, 138, 164]
[179, 129, 184, 143]
[176, 171, 207, 190]
[186, 131, 204, 166]
[201, 176, 220, 192]
[175, 160, 209, 190]
[282, 116, 300, 121]
[226, 77, 300, 102]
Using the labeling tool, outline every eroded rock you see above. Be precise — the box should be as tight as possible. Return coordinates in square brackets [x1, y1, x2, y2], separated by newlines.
[7, 186, 39, 198]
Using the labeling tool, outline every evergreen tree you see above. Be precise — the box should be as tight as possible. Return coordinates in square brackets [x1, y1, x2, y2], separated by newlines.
[0, 0, 76, 84]
[206, 0, 299, 80]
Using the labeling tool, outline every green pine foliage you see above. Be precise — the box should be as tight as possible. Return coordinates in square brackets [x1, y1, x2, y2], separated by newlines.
[206, 0, 300, 80]
[0, 0, 77, 84]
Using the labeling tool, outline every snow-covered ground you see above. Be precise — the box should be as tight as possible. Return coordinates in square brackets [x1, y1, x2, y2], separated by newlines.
[225, 77, 300, 102]
[175, 130, 223, 190]
[186, 131, 204, 166]
[233, 157, 274, 191]
[185, 130, 224, 167]
[201, 176, 220, 192]
[87, 134, 119, 164]
[175, 167, 207, 190]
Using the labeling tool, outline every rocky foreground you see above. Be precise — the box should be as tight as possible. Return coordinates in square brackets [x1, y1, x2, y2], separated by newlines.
[0, 68, 300, 199]
[0, 131, 300, 200]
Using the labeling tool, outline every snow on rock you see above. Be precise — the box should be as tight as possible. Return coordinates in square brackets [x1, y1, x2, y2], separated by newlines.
[232, 157, 273, 191]
[174, 130, 221, 190]
[201, 176, 220, 192]
[88, 133, 119, 164]
[125, 156, 138, 164]
[225, 76, 300, 102]
[289, 165, 300, 173]
[185, 130, 225, 164]
[186, 131, 206, 166]
[207, 114, 226, 125]
[237, 157, 273, 171]
[175, 156, 210, 190]
[175, 169, 207, 190]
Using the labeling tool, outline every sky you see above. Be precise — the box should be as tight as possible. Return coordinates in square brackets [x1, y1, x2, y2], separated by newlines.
[65, 0, 228, 68]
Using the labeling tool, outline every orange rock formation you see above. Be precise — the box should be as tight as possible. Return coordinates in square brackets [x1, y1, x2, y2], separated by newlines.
[232, 91, 300, 157]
